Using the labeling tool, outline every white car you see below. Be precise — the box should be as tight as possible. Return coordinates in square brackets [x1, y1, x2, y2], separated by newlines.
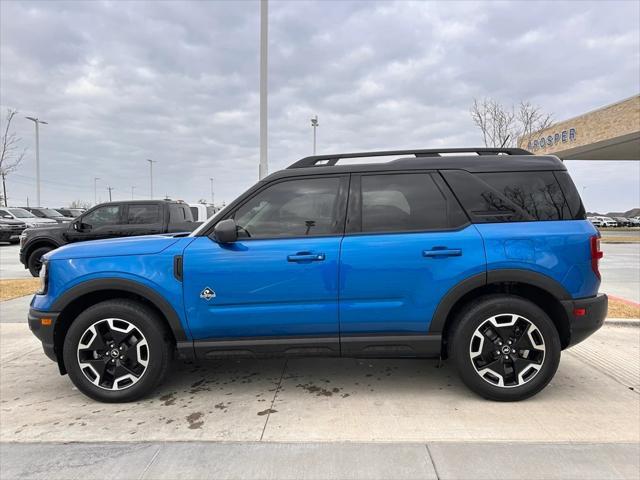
[587, 216, 603, 227]
[188, 203, 218, 222]
[0, 207, 57, 228]
[599, 216, 618, 228]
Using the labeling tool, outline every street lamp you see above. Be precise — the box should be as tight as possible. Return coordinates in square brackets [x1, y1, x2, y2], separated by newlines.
[131, 185, 136, 200]
[259, 0, 268, 179]
[94, 177, 100, 205]
[146, 159, 156, 199]
[210, 177, 214, 206]
[311, 115, 319, 155]
[25, 116, 48, 206]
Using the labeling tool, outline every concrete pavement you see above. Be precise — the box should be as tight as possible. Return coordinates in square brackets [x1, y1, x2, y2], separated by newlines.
[0, 244, 31, 280]
[1, 441, 638, 480]
[600, 243, 640, 303]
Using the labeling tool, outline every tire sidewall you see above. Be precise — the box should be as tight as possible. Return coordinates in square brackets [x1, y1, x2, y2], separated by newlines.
[451, 295, 561, 402]
[28, 246, 52, 277]
[63, 300, 169, 403]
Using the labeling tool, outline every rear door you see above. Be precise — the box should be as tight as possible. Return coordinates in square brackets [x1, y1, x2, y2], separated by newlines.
[339, 171, 485, 354]
[124, 203, 165, 236]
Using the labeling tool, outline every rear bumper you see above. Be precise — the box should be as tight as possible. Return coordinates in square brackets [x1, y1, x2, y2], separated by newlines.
[561, 294, 608, 348]
[28, 308, 60, 364]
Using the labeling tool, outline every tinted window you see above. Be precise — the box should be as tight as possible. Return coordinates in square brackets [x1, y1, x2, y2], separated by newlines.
[189, 207, 199, 221]
[443, 170, 571, 223]
[127, 204, 162, 224]
[83, 205, 122, 227]
[170, 204, 193, 223]
[233, 177, 341, 238]
[360, 173, 466, 232]
[554, 171, 586, 219]
[7, 208, 35, 218]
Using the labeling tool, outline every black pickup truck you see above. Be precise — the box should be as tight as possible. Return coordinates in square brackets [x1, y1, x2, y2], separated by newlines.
[20, 200, 200, 276]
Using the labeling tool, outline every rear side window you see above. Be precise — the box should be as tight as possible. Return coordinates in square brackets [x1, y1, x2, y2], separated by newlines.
[554, 171, 586, 219]
[170, 204, 193, 222]
[127, 204, 162, 224]
[359, 173, 467, 233]
[442, 170, 572, 223]
[189, 206, 199, 221]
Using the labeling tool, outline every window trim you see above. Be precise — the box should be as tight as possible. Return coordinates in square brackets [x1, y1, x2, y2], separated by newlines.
[346, 170, 470, 236]
[207, 174, 350, 241]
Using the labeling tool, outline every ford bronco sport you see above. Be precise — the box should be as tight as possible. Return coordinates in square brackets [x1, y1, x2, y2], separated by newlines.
[28, 148, 607, 402]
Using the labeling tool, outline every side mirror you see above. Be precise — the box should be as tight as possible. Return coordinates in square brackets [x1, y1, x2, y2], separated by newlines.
[213, 219, 238, 244]
[2, 214, 12, 219]
[74, 222, 91, 232]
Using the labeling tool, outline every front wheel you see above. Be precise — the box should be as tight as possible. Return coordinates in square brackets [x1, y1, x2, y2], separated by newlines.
[450, 295, 561, 402]
[28, 246, 52, 277]
[63, 299, 172, 402]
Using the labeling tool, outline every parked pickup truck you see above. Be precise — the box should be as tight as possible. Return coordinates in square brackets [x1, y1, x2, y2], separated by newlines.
[20, 200, 200, 276]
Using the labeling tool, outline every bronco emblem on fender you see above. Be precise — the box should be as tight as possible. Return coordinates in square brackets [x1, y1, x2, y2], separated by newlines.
[200, 287, 216, 300]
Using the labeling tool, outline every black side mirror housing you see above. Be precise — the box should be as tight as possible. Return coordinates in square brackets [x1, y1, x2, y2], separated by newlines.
[213, 219, 238, 244]
[74, 222, 91, 232]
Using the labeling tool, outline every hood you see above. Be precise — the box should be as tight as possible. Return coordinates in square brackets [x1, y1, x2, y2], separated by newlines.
[24, 223, 69, 235]
[47, 234, 183, 260]
[25, 217, 57, 225]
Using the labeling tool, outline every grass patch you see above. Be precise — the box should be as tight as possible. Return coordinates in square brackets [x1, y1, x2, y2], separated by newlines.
[0, 278, 40, 301]
[608, 297, 640, 319]
[601, 237, 640, 244]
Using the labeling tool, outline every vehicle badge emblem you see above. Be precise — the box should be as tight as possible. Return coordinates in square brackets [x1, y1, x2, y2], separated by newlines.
[200, 287, 216, 301]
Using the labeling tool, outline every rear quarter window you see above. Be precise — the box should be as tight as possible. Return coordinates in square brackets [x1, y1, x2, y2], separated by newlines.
[442, 170, 572, 223]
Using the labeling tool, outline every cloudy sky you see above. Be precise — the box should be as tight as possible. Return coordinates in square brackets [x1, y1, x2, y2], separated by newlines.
[1, 0, 638, 212]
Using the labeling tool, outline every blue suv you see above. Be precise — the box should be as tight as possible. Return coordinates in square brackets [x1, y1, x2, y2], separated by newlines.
[28, 148, 607, 402]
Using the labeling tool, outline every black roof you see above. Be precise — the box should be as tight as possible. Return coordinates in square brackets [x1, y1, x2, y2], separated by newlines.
[265, 148, 565, 181]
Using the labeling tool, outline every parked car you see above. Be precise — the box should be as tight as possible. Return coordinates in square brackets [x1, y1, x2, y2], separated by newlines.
[27, 147, 606, 403]
[599, 216, 618, 228]
[0, 218, 27, 243]
[20, 200, 199, 276]
[627, 217, 640, 227]
[56, 208, 85, 218]
[0, 207, 58, 228]
[587, 216, 603, 227]
[23, 207, 75, 224]
[188, 203, 218, 222]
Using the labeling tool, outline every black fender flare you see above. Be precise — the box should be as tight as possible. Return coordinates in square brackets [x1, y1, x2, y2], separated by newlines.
[51, 277, 188, 341]
[428, 269, 572, 334]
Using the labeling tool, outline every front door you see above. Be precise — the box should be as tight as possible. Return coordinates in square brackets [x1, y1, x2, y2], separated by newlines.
[183, 175, 349, 352]
[66, 204, 126, 242]
[339, 172, 486, 354]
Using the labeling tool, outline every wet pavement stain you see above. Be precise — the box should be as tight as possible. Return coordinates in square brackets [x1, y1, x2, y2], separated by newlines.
[257, 408, 277, 416]
[159, 393, 177, 406]
[296, 383, 343, 397]
[186, 412, 204, 429]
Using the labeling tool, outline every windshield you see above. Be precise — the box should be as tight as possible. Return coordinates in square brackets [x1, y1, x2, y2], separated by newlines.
[40, 209, 64, 217]
[8, 208, 36, 218]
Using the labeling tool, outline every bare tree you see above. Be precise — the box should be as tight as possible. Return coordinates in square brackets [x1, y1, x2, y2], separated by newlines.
[0, 109, 27, 207]
[471, 98, 553, 149]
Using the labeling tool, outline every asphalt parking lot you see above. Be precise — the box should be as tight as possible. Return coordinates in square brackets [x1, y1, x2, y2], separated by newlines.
[1, 241, 639, 478]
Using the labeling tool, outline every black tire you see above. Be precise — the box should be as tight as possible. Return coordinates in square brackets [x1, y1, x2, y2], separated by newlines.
[63, 299, 172, 403]
[449, 294, 561, 402]
[28, 246, 52, 277]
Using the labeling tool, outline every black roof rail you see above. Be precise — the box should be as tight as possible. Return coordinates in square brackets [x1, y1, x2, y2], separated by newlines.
[288, 147, 532, 169]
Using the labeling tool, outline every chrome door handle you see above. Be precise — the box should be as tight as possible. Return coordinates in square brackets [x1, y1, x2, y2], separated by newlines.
[423, 248, 462, 258]
[287, 253, 325, 262]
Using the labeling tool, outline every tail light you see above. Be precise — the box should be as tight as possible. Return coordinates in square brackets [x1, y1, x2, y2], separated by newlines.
[590, 235, 603, 279]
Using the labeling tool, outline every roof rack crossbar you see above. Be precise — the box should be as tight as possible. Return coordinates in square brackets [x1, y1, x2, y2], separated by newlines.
[288, 148, 532, 169]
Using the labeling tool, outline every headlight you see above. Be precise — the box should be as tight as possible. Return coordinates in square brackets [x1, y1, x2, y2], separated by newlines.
[36, 261, 48, 295]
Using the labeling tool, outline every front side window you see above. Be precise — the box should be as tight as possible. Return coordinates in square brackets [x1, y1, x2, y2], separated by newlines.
[127, 204, 162, 224]
[360, 173, 465, 232]
[82, 205, 122, 227]
[232, 177, 342, 238]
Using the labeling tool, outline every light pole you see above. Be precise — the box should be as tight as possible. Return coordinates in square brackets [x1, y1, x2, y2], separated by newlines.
[209, 177, 214, 205]
[25, 116, 48, 206]
[259, 0, 268, 179]
[107, 186, 114, 202]
[94, 177, 100, 205]
[311, 115, 319, 155]
[131, 185, 136, 200]
[146, 159, 156, 199]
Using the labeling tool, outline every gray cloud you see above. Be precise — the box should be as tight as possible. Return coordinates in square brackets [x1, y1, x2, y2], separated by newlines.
[1, 0, 638, 211]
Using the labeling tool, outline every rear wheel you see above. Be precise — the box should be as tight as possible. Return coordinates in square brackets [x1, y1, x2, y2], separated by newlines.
[28, 246, 52, 277]
[450, 295, 561, 401]
[63, 299, 171, 402]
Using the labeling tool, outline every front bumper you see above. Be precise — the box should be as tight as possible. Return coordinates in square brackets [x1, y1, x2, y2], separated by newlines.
[561, 293, 608, 348]
[28, 308, 60, 364]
